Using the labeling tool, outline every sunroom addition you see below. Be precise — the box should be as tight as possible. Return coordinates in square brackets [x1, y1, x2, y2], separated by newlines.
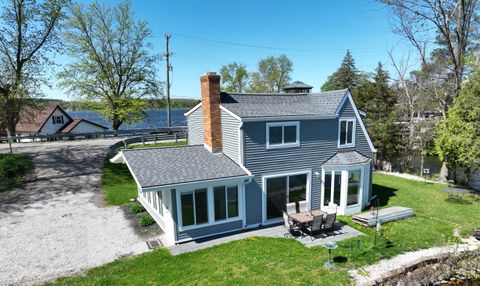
[321, 151, 371, 215]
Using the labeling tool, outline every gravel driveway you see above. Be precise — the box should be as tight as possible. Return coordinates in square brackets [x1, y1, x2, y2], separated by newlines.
[0, 139, 148, 285]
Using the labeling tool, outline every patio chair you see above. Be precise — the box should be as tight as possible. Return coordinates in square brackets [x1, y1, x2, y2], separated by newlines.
[304, 215, 323, 240]
[323, 213, 336, 232]
[299, 200, 309, 213]
[286, 202, 297, 215]
[283, 211, 301, 237]
[327, 202, 338, 214]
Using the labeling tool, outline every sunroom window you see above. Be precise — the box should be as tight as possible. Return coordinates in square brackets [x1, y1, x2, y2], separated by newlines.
[347, 170, 361, 206]
[266, 122, 300, 149]
[180, 188, 208, 227]
[339, 119, 355, 147]
[213, 185, 239, 221]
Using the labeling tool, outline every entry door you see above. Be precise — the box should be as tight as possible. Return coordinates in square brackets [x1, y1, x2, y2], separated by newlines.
[323, 171, 341, 207]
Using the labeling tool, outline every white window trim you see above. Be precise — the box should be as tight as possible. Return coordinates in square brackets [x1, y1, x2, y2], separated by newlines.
[261, 169, 312, 224]
[338, 118, 356, 148]
[266, 121, 300, 150]
[212, 184, 241, 223]
[176, 183, 244, 231]
[321, 164, 367, 214]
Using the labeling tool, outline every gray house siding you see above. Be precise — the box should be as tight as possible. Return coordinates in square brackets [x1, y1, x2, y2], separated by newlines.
[187, 108, 204, 145]
[243, 98, 373, 226]
[221, 109, 240, 163]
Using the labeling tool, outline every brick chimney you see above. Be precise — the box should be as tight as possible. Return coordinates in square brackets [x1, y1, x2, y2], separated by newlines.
[200, 72, 222, 153]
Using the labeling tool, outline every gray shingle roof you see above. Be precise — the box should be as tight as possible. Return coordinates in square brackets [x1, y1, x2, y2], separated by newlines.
[220, 89, 347, 119]
[283, 81, 313, 89]
[323, 151, 370, 166]
[122, 146, 250, 188]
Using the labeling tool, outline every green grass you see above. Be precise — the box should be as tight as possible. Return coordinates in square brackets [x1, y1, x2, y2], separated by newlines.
[0, 153, 33, 193]
[52, 172, 480, 285]
[102, 141, 187, 205]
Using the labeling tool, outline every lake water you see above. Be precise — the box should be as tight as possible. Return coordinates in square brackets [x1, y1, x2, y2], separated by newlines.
[67, 109, 188, 130]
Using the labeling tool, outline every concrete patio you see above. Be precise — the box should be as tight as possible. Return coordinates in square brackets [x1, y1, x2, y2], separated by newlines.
[168, 222, 363, 255]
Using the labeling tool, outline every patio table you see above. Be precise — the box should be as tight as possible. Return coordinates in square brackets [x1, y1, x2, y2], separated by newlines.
[443, 187, 470, 200]
[290, 210, 325, 224]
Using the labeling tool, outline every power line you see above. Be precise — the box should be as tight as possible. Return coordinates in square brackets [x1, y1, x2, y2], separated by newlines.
[171, 32, 383, 53]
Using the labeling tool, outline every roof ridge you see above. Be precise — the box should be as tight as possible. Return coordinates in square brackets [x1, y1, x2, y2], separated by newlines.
[122, 143, 198, 152]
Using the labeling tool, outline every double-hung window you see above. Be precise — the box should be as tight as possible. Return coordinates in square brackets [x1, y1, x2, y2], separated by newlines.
[338, 119, 355, 148]
[52, 115, 64, 125]
[266, 121, 300, 149]
[213, 185, 239, 221]
[180, 189, 208, 227]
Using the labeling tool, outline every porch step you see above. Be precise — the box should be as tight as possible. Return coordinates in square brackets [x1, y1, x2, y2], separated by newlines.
[352, 206, 415, 227]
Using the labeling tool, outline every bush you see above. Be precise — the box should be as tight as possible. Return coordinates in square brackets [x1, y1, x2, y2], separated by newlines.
[138, 214, 155, 227]
[129, 203, 145, 214]
[0, 154, 33, 192]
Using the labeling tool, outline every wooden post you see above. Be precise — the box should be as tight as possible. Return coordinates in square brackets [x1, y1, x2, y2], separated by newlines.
[123, 140, 127, 149]
[154, 134, 157, 144]
[142, 135, 145, 146]
[174, 132, 178, 143]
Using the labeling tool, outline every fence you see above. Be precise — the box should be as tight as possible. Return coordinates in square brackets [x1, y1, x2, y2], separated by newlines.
[107, 131, 187, 156]
[0, 127, 187, 144]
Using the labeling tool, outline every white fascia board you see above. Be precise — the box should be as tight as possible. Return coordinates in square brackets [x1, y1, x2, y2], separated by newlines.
[344, 91, 377, 153]
[142, 174, 255, 192]
[109, 152, 125, 164]
[219, 105, 242, 121]
[184, 102, 202, 116]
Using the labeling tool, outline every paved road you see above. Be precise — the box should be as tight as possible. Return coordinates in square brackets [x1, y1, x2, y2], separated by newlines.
[0, 139, 148, 285]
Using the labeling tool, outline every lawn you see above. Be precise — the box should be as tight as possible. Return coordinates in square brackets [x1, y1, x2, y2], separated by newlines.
[0, 153, 33, 193]
[52, 172, 479, 285]
[102, 141, 187, 205]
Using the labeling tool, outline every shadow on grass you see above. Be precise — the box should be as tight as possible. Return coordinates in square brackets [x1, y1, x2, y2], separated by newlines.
[372, 183, 399, 207]
[445, 197, 473, 205]
[333, 256, 348, 263]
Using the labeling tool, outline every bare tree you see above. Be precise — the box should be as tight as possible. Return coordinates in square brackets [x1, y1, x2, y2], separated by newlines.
[0, 0, 67, 153]
[380, 0, 479, 109]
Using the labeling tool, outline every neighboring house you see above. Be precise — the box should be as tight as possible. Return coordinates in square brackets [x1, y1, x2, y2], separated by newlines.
[112, 72, 376, 244]
[15, 105, 108, 140]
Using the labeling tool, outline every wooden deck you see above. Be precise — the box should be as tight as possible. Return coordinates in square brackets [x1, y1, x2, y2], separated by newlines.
[352, 206, 415, 227]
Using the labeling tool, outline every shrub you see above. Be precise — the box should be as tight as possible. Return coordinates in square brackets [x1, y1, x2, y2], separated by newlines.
[0, 154, 33, 192]
[138, 214, 155, 227]
[129, 203, 145, 214]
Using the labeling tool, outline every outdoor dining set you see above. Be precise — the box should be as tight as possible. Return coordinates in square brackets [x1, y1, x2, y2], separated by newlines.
[283, 201, 338, 240]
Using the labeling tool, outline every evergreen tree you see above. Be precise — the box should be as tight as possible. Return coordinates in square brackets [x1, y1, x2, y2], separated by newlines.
[361, 63, 401, 166]
[321, 50, 361, 92]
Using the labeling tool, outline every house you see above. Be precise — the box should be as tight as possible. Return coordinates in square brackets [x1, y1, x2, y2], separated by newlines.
[15, 105, 108, 140]
[111, 72, 376, 244]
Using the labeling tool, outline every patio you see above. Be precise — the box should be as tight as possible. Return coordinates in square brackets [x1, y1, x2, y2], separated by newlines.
[168, 222, 363, 255]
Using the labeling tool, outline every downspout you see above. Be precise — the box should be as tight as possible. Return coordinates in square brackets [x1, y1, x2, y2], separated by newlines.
[238, 121, 248, 228]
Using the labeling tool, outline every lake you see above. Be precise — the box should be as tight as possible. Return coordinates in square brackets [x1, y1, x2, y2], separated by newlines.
[68, 109, 188, 130]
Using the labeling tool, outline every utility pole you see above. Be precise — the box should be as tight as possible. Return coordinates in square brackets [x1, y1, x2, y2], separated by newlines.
[165, 33, 172, 128]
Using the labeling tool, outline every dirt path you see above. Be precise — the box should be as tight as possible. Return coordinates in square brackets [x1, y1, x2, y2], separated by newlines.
[0, 139, 148, 285]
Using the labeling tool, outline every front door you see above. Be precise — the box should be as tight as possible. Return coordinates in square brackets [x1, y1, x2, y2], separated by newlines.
[264, 173, 309, 221]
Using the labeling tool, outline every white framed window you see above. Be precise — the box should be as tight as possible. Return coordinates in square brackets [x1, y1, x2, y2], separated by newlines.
[338, 118, 356, 148]
[157, 192, 164, 216]
[180, 188, 208, 228]
[266, 121, 300, 149]
[213, 185, 239, 222]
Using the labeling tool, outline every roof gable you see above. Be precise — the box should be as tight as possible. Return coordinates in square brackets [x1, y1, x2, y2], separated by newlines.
[16, 105, 72, 133]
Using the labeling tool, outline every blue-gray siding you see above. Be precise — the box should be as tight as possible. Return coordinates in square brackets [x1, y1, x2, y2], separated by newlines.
[221, 109, 240, 163]
[243, 99, 373, 225]
[171, 189, 244, 242]
[187, 107, 204, 145]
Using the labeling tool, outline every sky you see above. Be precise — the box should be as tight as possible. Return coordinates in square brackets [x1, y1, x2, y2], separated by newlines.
[45, 0, 414, 100]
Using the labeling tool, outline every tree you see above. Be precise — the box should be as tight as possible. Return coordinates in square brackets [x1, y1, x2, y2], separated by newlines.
[219, 62, 249, 92]
[321, 50, 362, 92]
[0, 0, 67, 153]
[359, 63, 401, 168]
[379, 0, 479, 112]
[249, 55, 292, 93]
[58, 0, 160, 131]
[435, 66, 480, 184]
